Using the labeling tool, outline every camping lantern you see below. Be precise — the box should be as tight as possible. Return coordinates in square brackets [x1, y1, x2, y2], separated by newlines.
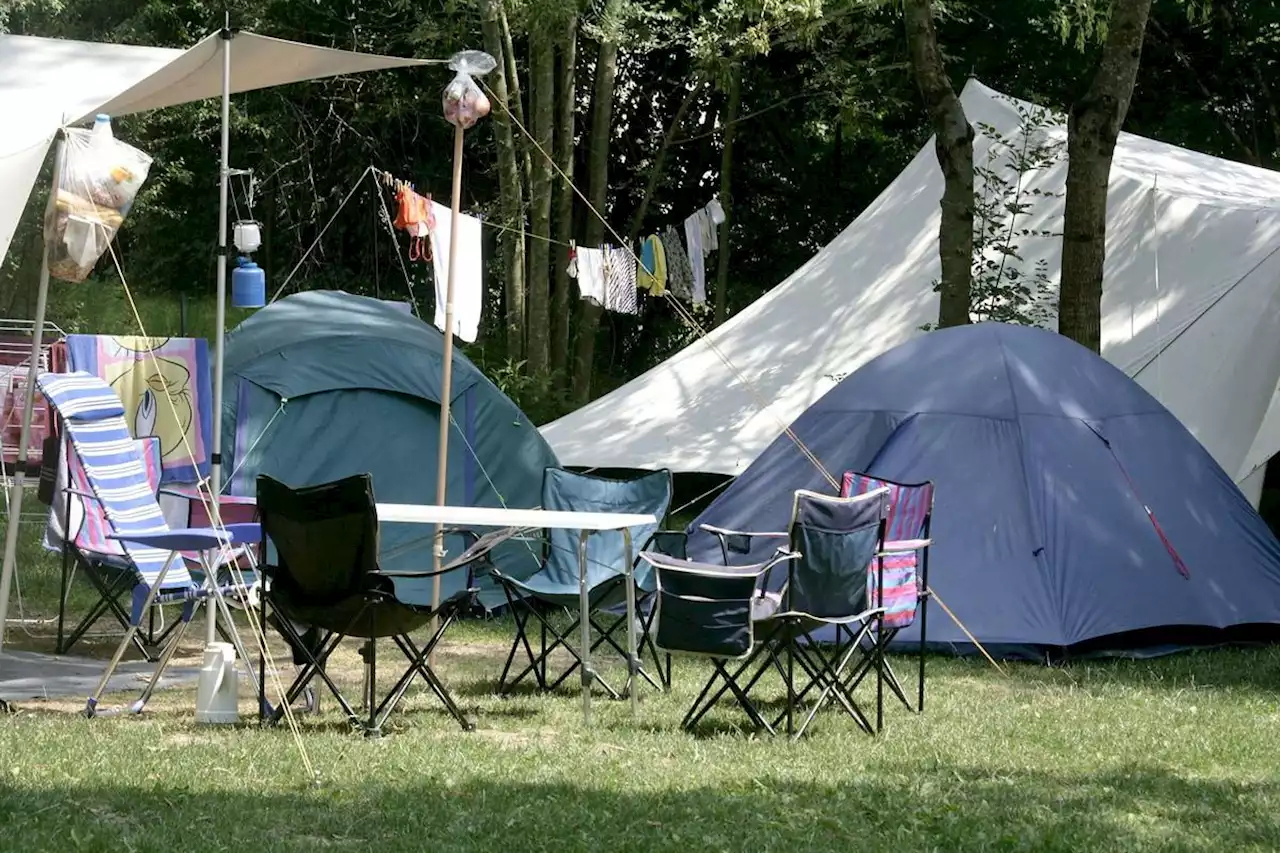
[231, 256, 265, 308]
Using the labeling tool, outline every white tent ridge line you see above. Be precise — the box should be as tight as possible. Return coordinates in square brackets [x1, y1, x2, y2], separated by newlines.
[540, 79, 1280, 509]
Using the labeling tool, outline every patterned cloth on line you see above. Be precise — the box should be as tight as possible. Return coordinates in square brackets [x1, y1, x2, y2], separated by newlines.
[603, 246, 639, 315]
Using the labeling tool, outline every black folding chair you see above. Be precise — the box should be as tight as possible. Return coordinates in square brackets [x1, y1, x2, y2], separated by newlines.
[255, 473, 508, 735]
[637, 549, 799, 734]
[698, 487, 895, 738]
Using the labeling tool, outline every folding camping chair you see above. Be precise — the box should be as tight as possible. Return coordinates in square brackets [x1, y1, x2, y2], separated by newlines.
[255, 473, 516, 735]
[491, 467, 678, 697]
[637, 548, 799, 734]
[42, 383, 258, 658]
[696, 487, 894, 738]
[841, 471, 935, 712]
[36, 371, 262, 717]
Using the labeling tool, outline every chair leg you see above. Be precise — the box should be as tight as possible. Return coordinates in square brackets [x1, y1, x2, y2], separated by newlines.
[384, 616, 475, 732]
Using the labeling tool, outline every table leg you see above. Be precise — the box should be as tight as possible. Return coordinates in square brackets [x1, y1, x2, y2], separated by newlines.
[579, 529, 592, 726]
[623, 527, 638, 716]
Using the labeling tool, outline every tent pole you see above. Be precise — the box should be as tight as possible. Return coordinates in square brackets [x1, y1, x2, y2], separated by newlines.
[431, 123, 466, 659]
[207, 24, 232, 647]
[0, 130, 66, 658]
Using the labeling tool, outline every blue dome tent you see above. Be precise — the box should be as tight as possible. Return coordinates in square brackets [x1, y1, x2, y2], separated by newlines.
[220, 290, 558, 606]
[691, 322, 1280, 660]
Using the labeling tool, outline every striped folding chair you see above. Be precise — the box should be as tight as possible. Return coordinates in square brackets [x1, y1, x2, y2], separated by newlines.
[841, 471, 935, 713]
[37, 371, 261, 717]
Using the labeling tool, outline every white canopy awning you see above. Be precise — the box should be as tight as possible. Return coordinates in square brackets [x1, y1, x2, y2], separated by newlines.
[0, 30, 436, 270]
[0, 34, 181, 266]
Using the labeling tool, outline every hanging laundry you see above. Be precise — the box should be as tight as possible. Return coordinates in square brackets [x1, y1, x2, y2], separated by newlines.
[429, 200, 483, 343]
[604, 246, 639, 315]
[700, 206, 718, 253]
[662, 225, 695, 302]
[637, 234, 667, 296]
[394, 186, 435, 262]
[576, 246, 607, 307]
[707, 197, 726, 226]
[684, 212, 707, 304]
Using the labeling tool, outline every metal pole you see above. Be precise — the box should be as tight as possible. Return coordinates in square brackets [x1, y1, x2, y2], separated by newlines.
[0, 131, 66, 656]
[207, 25, 232, 646]
[430, 124, 466, 650]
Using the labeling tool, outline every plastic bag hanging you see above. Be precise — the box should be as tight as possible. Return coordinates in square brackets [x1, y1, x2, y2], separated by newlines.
[442, 50, 496, 130]
[47, 115, 152, 283]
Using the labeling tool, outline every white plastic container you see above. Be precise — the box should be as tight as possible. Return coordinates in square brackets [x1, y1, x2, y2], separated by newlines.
[194, 641, 239, 724]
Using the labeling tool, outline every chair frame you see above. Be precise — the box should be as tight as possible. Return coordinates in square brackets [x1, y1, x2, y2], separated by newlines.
[697, 488, 896, 738]
[840, 471, 936, 714]
[492, 468, 680, 699]
[254, 474, 512, 735]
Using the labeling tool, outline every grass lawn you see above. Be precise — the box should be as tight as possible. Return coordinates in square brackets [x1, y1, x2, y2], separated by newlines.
[2, 521, 1280, 852]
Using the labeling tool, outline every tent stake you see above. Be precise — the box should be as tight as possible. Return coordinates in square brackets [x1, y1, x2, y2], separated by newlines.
[431, 123, 467, 660]
[0, 130, 66, 657]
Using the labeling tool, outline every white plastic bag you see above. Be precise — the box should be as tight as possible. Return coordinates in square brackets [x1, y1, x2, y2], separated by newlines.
[442, 50, 496, 130]
[47, 116, 152, 282]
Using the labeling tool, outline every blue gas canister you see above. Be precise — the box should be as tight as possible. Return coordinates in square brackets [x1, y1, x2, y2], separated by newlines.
[231, 256, 265, 308]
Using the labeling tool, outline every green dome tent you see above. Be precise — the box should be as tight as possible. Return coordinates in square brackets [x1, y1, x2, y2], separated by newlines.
[220, 290, 557, 606]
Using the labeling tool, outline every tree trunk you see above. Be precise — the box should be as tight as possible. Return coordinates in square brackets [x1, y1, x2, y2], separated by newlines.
[550, 15, 578, 378]
[1058, 0, 1154, 353]
[499, 4, 532, 191]
[525, 21, 556, 375]
[713, 63, 741, 327]
[571, 0, 623, 405]
[904, 0, 972, 329]
[481, 0, 527, 360]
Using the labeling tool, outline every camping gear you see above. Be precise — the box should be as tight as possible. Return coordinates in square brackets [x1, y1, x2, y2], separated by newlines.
[48, 115, 152, 282]
[692, 322, 1280, 661]
[490, 468, 677, 697]
[840, 472, 935, 713]
[255, 473, 502, 734]
[231, 257, 265, 308]
[637, 548, 800, 734]
[219, 290, 559, 608]
[695, 488, 894, 737]
[37, 371, 260, 716]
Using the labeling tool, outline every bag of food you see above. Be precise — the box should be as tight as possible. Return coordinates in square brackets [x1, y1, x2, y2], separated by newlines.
[47, 115, 153, 282]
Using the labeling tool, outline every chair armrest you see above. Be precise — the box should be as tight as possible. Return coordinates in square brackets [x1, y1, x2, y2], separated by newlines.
[64, 487, 100, 503]
[108, 527, 230, 552]
[699, 524, 789, 564]
[698, 524, 789, 539]
[878, 538, 932, 554]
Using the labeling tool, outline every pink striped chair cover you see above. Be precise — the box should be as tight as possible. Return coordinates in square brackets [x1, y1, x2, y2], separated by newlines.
[840, 472, 934, 630]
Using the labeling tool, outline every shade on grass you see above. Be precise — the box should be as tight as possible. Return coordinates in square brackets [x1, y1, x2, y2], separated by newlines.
[2, 617, 1280, 853]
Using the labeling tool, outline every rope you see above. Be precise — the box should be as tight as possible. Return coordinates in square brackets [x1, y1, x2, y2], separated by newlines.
[104, 241, 318, 780]
[481, 81, 1005, 673]
[270, 165, 376, 303]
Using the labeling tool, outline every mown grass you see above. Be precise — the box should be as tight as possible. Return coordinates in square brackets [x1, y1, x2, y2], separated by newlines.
[3, 522, 1280, 852]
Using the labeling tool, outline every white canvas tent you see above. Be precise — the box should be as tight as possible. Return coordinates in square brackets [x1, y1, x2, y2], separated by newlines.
[0, 30, 433, 271]
[541, 79, 1280, 505]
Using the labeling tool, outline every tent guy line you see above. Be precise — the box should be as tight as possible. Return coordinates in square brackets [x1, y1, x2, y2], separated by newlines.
[479, 78, 1005, 674]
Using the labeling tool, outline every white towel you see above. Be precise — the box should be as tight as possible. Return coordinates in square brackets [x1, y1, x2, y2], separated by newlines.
[684, 212, 706, 304]
[576, 247, 607, 307]
[430, 200, 482, 343]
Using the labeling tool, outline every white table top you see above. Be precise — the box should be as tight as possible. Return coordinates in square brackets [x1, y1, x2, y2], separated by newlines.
[375, 503, 657, 531]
